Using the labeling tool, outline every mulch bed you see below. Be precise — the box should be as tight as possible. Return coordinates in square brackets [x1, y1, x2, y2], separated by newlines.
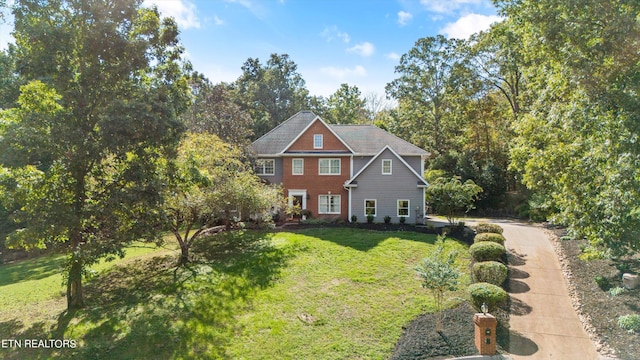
[549, 227, 640, 360]
[390, 302, 479, 359]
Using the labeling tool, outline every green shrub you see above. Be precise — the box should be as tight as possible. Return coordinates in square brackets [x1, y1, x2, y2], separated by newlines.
[618, 314, 640, 333]
[399, 216, 406, 224]
[384, 216, 391, 224]
[469, 242, 505, 262]
[608, 286, 626, 297]
[351, 215, 358, 223]
[366, 214, 374, 224]
[474, 233, 506, 246]
[472, 261, 508, 286]
[475, 222, 503, 234]
[468, 282, 508, 312]
[594, 276, 611, 291]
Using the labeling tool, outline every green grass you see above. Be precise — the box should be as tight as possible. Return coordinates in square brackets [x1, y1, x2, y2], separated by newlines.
[0, 228, 470, 360]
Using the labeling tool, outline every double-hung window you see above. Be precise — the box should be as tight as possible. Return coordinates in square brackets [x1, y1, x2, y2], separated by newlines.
[292, 158, 304, 175]
[319, 195, 341, 214]
[382, 159, 392, 175]
[364, 199, 377, 217]
[255, 159, 275, 176]
[319, 158, 340, 175]
[397, 199, 410, 217]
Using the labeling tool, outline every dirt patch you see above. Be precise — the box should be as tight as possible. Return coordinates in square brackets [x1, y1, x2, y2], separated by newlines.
[548, 227, 640, 360]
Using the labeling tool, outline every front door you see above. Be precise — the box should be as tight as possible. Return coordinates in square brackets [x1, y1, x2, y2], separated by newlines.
[288, 190, 307, 220]
[292, 195, 303, 220]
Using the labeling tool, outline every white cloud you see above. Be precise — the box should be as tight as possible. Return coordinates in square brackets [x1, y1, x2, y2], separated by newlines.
[386, 52, 401, 61]
[225, 0, 269, 20]
[346, 42, 375, 57]
[420, 0, 482, 14]
[320, 25, 350, 43]
[144, 0, 200, 29]
[320, 65, 367, 80]
[440, 13, 502, 39]
[213, 15, 224, 26]
[397, 11, 413, 26]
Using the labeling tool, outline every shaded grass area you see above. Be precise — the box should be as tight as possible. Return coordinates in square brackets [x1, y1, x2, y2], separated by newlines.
[1, 228, 471, 359]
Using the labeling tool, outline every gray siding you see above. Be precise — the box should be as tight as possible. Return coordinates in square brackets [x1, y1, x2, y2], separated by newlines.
[352, 156, 372, 175]
[350, 149, 425, 224]
[404, 156, 423, 175]
[257, 157, 283, 185]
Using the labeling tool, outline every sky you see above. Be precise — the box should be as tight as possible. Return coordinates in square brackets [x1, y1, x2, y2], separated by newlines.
[0, 0, 502, 98]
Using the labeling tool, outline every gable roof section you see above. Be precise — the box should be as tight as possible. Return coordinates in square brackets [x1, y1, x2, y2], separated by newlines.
[331, 125, 429, 156]
[281, 116, 355, 154]
[345, 145, 428, 187]
[250, 111, 318, 155]
[250, 110, 429, 157]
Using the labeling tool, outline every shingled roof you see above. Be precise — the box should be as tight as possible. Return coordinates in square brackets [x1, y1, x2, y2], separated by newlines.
[250, 111, 318, 155]
[330, 124, 428, 156]
[250, 110, 429, 156]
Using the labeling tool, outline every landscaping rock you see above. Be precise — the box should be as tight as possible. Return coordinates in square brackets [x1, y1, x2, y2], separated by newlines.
[622, 273, 639, 290]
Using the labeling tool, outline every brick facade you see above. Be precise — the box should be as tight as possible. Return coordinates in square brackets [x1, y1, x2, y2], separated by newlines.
[287, 120, 350, 152]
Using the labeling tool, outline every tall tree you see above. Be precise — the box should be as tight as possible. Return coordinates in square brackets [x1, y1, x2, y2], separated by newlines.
[182, 75, 253, 146]
[234, 53, 310, 138]
[0, 0, 190, 309]
[468, 20, 525, 121]
[324, 83, 367, 124]
[0, 46, 22, 109]
[499, 0, 640, 253]
[386, 35, 468, 156]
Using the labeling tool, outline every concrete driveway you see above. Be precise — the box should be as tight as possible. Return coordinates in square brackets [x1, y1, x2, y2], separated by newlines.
[474, 220, 601, 359]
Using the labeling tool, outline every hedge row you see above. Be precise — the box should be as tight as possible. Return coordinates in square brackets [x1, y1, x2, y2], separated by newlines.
[468, 223, 508, 313]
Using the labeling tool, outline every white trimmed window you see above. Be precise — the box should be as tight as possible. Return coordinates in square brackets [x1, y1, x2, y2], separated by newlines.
[292, 158, 304, 175]
[364, 199, 377, 217]
[397, 199, 410, 217]
[255, 159, 275, 176]
[314, 134, 323, 149]
[319, 195, 341, 214]
[319, 158, 341, 175]
[382, 159, 392, 175]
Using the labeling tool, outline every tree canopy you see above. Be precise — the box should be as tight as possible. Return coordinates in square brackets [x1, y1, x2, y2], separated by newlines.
[162, 132, 281, 265]
[0, 0, 190, 309]
[498, 0, 640, 254]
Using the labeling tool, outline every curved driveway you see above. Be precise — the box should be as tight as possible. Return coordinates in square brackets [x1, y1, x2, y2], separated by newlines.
[485, 220, 600, 359]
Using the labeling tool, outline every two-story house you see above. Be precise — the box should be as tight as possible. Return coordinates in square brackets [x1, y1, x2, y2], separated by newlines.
[250, 111, 429, 223]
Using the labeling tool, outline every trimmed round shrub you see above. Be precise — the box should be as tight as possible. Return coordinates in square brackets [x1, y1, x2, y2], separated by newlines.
[472, 261, 508, 286]
[468, 282, 508, 312]
[469, 242, 506, 262]
[474, 233, 506, 246]
[475, 222, 503, 234]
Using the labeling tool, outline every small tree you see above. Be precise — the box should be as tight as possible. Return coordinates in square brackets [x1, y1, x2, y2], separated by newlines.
[415, 236, 461, 332]
[163, 133, 281, 265]
[426, 176, 483, 225]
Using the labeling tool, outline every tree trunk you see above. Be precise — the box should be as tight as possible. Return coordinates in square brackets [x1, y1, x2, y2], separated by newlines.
[179, 243, 190, 266]
[67, 239, 84, 309]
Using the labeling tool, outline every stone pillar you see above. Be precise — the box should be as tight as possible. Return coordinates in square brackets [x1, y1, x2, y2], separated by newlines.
[474, 313, 497, 355]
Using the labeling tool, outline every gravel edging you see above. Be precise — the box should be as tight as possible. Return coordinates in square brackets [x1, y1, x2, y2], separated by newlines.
[543, 227, 617, 358]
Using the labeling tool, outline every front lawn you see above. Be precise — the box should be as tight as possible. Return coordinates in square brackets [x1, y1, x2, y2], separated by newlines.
[0, 228, 471, 359]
